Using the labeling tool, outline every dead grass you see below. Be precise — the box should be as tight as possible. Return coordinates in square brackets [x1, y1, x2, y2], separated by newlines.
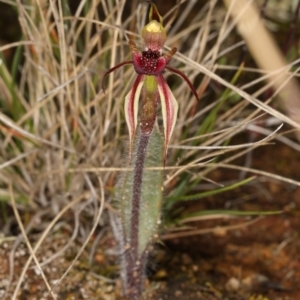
[0, 0, 299, 299]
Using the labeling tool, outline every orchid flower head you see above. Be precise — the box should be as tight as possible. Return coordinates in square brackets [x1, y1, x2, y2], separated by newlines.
[102, 2, 199, 164]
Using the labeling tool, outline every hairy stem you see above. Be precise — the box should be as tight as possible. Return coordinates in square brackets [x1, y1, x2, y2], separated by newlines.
[114, 125, 163, 299]
[127, 133, 150, 298]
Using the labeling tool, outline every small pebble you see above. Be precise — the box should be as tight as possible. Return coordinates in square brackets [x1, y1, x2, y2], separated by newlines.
[225, 277, 240, 291]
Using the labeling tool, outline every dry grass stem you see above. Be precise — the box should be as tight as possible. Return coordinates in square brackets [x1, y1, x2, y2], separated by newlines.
[223, 0, 300, 137]
[9, 183, 56, 300]
[0, 0, 299, 297]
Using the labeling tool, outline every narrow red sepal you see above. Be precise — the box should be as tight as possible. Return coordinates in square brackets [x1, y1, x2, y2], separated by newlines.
[157, 74, 178, 166]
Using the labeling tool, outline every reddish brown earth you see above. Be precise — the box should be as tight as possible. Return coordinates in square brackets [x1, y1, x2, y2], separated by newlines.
[0, 142, 300, 300]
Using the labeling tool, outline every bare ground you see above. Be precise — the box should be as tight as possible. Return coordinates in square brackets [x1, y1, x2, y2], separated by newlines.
[1, 142, 300, 300]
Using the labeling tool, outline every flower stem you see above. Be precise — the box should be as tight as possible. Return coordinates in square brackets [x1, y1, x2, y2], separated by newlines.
[115, 125, 163, 299]
[127, 133, 150, 299]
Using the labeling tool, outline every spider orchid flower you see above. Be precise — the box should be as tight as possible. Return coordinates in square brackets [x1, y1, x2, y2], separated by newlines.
[102, 3, 199, 163]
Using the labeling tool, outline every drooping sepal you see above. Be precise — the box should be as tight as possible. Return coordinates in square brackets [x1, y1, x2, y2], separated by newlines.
[124, 75, 144, 160]
[157, 74, 178, 165]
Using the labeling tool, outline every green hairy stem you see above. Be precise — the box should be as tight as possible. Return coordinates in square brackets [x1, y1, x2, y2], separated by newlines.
[114, 126, 163, 299]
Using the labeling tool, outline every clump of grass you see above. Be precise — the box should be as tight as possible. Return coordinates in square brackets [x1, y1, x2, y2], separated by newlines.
[0, 0, 299, 299]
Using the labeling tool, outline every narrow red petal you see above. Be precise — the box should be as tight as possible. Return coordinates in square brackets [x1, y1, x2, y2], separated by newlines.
[165, 66, 199, 102]
[124, 75, 144, 160]
[157, 74, 178, 165]
[102, 61, 133, 94]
